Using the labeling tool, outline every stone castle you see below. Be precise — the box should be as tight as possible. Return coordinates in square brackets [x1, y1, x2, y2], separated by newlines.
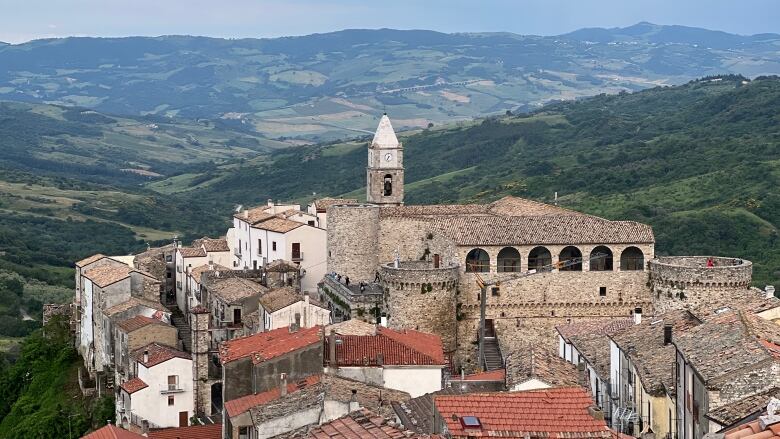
[324, 114, 756, 371]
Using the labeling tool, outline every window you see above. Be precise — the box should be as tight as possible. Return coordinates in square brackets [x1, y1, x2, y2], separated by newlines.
[258, 239, 262, 255]
[168, 375, 178, 391]
[165, 255, 173, 262]
[528, 247, 552, 270]
[599, 287, 607, 297]
[238, 239, 242, 254]
[308, 220, 315, 226]
[491, 287, 500, 297]
[168, 395, 175, 406]
[167, 272, 172, 279]
[383, 174, 393, 196]
[590, 246, 614, 271]
[239, 427, 250, 439]
[558, 246, 583, 271]
[272, 241, 277, 251]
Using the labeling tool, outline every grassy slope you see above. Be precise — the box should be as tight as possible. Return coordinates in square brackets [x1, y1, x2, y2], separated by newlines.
[177, 76, 780, 285]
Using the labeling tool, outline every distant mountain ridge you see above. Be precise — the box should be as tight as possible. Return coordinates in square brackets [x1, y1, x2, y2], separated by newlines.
[1, 23, 780, 141]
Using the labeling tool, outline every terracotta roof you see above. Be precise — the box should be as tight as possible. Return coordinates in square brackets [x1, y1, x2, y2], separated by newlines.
[84, 265, 132, 288]
[434, 387, 612, 438]
[674, 310, 780, 386]
[505, 349, 580, 389]
[103, 297, 168, 316]
[487, 196, 591, 217]
[325, 319, 378, 336]
[379, 197, 592, 219]
[430, 215, 654, 245]
[191, 304, 210, 314]
[120, 377, 148, 394]
[557, 319, 634, 379]
[206, 277, 266, 305]
[220, 325, 322, 364]
[234, 207, 275, 225]
[392, 387, 469, 435]
[189, 263, 229, 285]
[76, 253, 108, 267]
[458, 369, 506, 382]
[178, 247, 207, 258]
[81, 425, 145, 439]
[255, 216, 304, 233]
[611, 310, 702, 396]
[148, 424, 222, 439]
[116, 315, 170, 333]
[225, 375, 322, 418]
[325, 327, 445, 367]
[380, 204, 491, 218]
[706, 388, 780, 426]
[306, 409, 433, 439]
[313, 197, 359, 211]
[132, 342, 191, 368]
[265, 259, 300, 273]
[259, 287, 304, 313]
[192, 237, 230, 253]
[723, 415, 780, 439]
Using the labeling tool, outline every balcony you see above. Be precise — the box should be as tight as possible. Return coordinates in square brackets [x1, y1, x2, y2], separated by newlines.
[234, 247, 241, 257]
[160, 384, 185, 394]
[292, 251, 304, 262]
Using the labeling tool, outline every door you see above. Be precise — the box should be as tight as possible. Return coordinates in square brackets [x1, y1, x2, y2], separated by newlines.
[433, 254, 440, 268]
[233, 308, 242, 324]
[179, 411, 188, 427]
[292, 243, 301, 261]
[485, 319, 496, 338]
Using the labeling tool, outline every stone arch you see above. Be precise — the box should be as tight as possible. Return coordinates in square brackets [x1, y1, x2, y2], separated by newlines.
[528, 246, 552, 271]
[621, 247, 645, 271]
[465, 248, 490, 273]
[589, 246, 614, 271]
[497, 247, 521, 272]
[559, 246, 583, 271]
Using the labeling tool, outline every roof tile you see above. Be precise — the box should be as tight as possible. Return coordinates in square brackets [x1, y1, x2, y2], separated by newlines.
[220, 326, 322, 364]
[132, 342, 191, 368]
[148, 424, 222, 439]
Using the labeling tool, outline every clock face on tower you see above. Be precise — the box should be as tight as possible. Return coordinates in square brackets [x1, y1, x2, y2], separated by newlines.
[384, 152, 392, 162]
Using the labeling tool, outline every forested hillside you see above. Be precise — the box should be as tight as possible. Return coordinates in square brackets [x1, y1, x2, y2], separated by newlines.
[178, 75, 780, 285]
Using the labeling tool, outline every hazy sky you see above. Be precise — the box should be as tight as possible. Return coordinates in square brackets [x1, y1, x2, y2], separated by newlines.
[1, 0, 779, 44]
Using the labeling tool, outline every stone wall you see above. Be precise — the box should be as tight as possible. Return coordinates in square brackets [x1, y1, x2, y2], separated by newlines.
[251, 342, 324, 395]
[326, 205, 381, 282]
[380, 261, 460, 352]
[649, 256, 752, 313]
[190, 311, 212, 416]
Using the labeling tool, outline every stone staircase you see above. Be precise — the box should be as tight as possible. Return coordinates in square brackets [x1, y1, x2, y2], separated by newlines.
[482, 337, 503, 371]
[170, 309, 192, 352]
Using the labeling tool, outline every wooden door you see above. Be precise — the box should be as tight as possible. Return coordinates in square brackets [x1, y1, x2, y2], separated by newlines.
[233, 308, 242, 324]
[485, 319, 496, 338]
[291, 242, 301, 260]
[179, 411, 188, 427]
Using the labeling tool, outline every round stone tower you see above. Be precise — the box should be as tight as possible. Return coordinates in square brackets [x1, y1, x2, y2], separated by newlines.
[327, 204, 381, 282]
[649, 256, 752, 313]
[379, 260, 460, 353]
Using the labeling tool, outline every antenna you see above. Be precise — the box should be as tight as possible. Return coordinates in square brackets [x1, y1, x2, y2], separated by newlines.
[234, 204, 243, 213]
[554, 192, 558, 206]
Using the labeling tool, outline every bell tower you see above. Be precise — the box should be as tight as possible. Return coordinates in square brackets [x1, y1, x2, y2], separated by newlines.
[367, 114, 404, 206]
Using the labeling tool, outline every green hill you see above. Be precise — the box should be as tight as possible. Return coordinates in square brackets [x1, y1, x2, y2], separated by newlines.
[2, 25, 780, 141]
[177, 75, 780, 285]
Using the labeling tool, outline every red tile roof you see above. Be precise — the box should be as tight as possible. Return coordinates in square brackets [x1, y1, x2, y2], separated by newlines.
[132, 343, 191, 368]
[434, 387, 612, 438]
[148, 424, 222, 439]
[119, 377, 148, 394]
[116, 315, 169, 333]
[75, 253, 108, 268]
[224, 375, 322, 418]
[306, 409, 433, 439]
[457, 369, 506, 382]
[325, 327, 445, 367]
[81, 425, 145, 439]
[220, 325, 322, 364]
[724, 418, 780, 439]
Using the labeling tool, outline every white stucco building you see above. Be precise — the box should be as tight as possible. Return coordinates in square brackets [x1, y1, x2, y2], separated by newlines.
[257, 287, 331, 332]
[232, 203, 326, 293]
[174, 237, 232, 314]
[118, 343, 194, 431]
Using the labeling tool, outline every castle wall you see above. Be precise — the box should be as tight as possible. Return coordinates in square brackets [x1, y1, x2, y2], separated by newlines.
[649, 256, 752, 313]
[377, 217, 458, 265]
[380, 261, 460, 352]
[326, 205, 380, 282]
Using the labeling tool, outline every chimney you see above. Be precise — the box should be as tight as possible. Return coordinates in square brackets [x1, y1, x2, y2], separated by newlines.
[279, 373, 288, 397]
[143, 349, 149, 364]
[377, 352, 384, 366]
[243, 209, 249, 219]
[328, 331, 337, 366]
[588, 406, 605, 421]
[634, 307, 642, 325]
[303, 294, 310, 328]
[294, 313, 301, 329]
[663, 324, 672, 346]
[766, 286, 776, 299]
[267, 198, 274, 207]
[577, 361, 588, 387]
[349, 389, 360, 412]
[208, 259, 214, 271]
[289, 321, 299, 333]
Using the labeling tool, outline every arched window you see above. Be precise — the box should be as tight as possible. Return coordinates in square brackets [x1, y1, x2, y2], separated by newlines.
[621, 247, 645, 271]
[590, 246, 614, 271]
[465, 248, 490, 273]
[383, 174, 393, 196]
[559, 246, 583, 271]
[528, 246, 552, 271]
[497, 247, 521, 272]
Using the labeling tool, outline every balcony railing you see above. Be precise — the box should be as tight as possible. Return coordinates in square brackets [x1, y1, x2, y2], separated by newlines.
[160, 384, 184, 394]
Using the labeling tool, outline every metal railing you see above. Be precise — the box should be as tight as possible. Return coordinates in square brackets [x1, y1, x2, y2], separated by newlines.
[160, 384, 185, 394]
